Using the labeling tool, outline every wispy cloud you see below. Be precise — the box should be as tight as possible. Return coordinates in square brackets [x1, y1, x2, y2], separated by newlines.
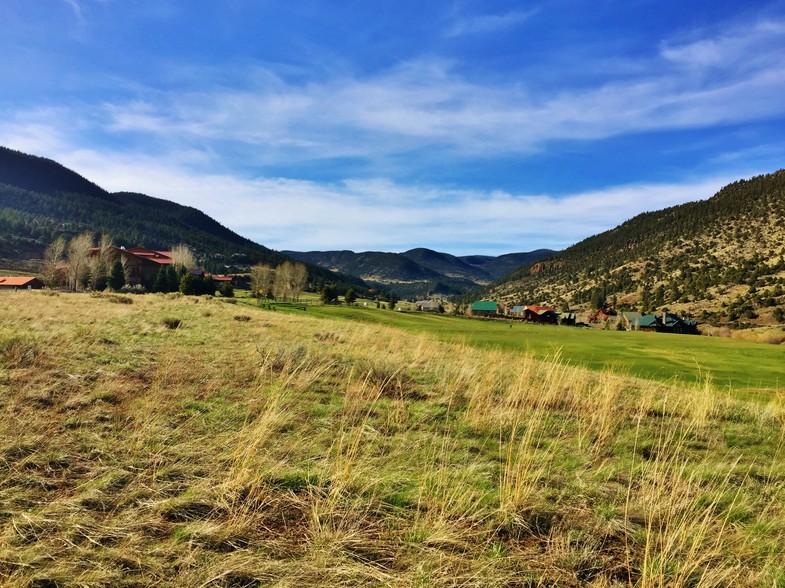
[445, 9, 539, 38]
[75, 15, 785, 167]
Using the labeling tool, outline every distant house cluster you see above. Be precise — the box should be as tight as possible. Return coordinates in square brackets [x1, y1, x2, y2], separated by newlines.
[470, 301, 574, 325]
[470, 301, 697, 334]
[620, 311, 698, 334]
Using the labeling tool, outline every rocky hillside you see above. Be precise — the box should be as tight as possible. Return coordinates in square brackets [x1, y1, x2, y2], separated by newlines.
[489, 171, 785, 328]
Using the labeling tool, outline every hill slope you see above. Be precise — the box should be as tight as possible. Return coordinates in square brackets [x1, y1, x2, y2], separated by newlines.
[284, 247, 555, 297]
[489, 171, 785, 327]
[0, 146, 365, 287]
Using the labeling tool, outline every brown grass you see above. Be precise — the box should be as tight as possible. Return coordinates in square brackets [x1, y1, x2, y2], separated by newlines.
[0, 291, 783, 587]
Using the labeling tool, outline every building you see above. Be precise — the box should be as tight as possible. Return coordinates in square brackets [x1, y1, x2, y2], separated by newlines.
[621, 311, 643, 330]
[415, 300, 441, 312]
[0, 276, 44, 290]
[90, 246, 175, 287]
[629, 312, 698, 334]
[470, 300, 499, 317]
[523, 305, 558, 324]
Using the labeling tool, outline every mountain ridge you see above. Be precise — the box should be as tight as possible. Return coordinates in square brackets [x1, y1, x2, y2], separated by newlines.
[0, 146, 366, 288]
[283, 247, 556, 298]
[485, 170, 785, 327]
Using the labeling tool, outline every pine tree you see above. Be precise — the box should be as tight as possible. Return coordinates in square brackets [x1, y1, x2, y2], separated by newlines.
[109, 260, 126, 291]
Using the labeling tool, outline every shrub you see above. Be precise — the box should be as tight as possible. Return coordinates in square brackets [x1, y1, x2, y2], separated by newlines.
[162, 317, 182, 330]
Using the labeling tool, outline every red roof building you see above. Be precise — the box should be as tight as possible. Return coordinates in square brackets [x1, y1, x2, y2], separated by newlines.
[0, 276, 45, 290]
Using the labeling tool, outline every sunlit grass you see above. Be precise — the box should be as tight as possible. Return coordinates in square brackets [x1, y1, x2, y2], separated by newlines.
[1, 290, 783, 586]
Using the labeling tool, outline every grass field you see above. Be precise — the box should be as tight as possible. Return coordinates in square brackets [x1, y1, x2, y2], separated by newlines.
[2, 291, 784, 587]
[237, 299, 784, 398]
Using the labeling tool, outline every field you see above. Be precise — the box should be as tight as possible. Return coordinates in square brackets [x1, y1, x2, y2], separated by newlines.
[1, 291, 785, 587]
[240, 299, 784, 398]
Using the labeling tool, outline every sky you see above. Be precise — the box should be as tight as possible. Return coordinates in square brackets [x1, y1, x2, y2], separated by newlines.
[2, 1, 785, 256]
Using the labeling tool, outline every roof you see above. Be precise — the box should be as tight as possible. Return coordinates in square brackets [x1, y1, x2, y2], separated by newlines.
[212, 276, 233, 282]
[511, 305, 525, 313]
[524, 305, 556, 315]
[125, 247, 174, 265]
[637, 314, 660, 328]
[0, 276, 40, 287]
[471, 301, 498, 311]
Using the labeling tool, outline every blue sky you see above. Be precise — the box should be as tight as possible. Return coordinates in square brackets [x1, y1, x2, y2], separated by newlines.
[2, 1, 785, 255]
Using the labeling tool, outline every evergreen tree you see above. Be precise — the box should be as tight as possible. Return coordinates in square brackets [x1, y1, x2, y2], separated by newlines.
[166, 265, 179, 292]
[344, 287, 357, 305]
[152, 266, 168, 293]
[109, 260, 126, 291]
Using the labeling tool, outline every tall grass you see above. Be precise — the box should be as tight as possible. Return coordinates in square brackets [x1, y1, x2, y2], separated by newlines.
[1, 291, 783, 586]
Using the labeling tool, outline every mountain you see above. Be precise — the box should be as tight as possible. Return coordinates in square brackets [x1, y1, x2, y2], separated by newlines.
[459, 250, 557, 280]
[0, 146, 365, 288]
[283, 247, 555, 298]
[487, 171, 785, 327]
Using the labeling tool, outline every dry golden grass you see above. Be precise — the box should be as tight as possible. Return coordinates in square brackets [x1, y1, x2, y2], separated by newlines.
[1, 291, 784, 587]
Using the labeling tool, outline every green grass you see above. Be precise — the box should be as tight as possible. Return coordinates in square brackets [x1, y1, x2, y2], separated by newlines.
[240, 301, 784, 395]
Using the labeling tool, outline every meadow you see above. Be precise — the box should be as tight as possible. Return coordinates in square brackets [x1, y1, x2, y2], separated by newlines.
[1, 291, 784, 587]
[240, 298, 784, 398]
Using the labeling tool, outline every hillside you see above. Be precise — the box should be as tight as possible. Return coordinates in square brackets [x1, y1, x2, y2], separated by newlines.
[284, 247, 554, 298]
[0, 146, 365, 288]
[489, 171, 785, 327]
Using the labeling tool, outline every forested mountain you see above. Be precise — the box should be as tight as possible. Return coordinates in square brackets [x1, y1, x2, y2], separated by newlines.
[0, 146, 365, 288]
[284, 247, 555, 298]
[488, 171, 785, 327]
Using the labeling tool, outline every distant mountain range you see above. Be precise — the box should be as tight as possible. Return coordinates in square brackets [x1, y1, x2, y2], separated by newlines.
[486, 170, 785, 327]
[283, 248, 554, 297]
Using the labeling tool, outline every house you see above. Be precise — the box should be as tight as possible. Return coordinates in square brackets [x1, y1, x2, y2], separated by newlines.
[621, 311, 643, 330]
[415, 300, 440, 312]
[633, 312, 698, 334]
[0, 276, 44, 290]
[559, 312, 577, 326]
[588, 308, 617, 323]
[120, 248, 174, 286]
[509, 305, 525, 317]
[523, 305, 558, 324]
[470, 300, 499, 317]
[87, 246, 175, 287]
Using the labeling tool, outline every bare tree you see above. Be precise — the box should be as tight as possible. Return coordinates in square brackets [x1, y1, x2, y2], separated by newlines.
[41, 236, 67, 288]
[290, 262, 308, 302]
[249, 263, 274, 298]
[170, 244, 196, 270]
[273, 261, 292, 300]
[88, 234, 114, 290]
[67, 232, 94, 291]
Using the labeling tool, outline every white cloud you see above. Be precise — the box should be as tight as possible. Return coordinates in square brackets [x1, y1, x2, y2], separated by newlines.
[445, 9, 539, 38]
[73, 14, 785, 166]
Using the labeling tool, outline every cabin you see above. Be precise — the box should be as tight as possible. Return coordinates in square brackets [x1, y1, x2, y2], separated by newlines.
[415, 300, 440, 312]
[523, 305, 558, 324]
[630, 312, 698, 334]
[559, 312, 577, 326]
[621, 311, 643, 330]
[589, 308, 618, 324]
[0, 276, 44, 290]
[470, 300, 499, 317]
